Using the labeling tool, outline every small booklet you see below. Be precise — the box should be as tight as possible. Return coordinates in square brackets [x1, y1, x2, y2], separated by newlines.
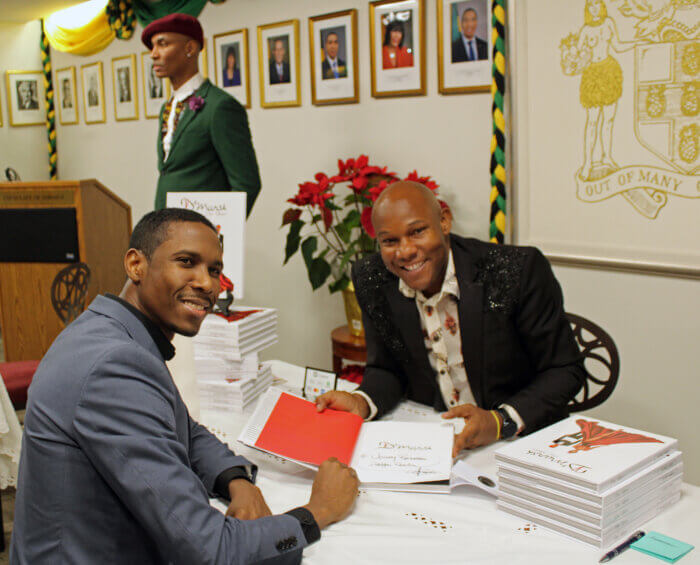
[238, 387, 454, 492]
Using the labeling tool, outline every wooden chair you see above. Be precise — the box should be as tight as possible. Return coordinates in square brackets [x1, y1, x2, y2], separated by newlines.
[51, 262, 91, 325]
[566, 312, 620, 412]
[0, 263, 91, 411]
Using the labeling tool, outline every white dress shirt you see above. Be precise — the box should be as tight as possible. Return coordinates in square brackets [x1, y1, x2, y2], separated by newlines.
[163, 72, 204, 161]
[461, 35, 478, 60]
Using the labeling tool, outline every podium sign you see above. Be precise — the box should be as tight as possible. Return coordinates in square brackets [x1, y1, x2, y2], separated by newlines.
[166, 192, 246, 299]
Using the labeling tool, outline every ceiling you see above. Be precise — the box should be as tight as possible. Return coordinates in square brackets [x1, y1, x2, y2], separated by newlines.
[1, 0, 87, 23]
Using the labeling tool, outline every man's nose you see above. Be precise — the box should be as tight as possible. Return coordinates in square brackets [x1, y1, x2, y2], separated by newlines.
[396, 238, 417, 261]
[191, 266, 217, 294]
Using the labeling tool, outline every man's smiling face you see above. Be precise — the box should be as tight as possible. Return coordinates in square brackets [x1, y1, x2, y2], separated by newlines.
[373, 182, 451, 298]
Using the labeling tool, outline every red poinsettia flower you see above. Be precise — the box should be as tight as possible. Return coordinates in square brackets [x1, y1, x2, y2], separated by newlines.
[404, 170, 440, 192]
[360, 207, 375, 238]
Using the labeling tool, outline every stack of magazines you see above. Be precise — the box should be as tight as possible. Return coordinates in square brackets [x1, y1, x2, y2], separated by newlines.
[193, 307, 277, 411]
[495, 416, 682, 549]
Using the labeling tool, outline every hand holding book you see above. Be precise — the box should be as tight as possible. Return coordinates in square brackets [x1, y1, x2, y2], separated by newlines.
[316, 390, 370, 420]
[303, 458, 359, 529]
[442, 403, 501, 456]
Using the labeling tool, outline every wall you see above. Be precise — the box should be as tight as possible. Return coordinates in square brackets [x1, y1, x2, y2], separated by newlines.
[49, 0, 492, 370]
[0, 21, 49, 182]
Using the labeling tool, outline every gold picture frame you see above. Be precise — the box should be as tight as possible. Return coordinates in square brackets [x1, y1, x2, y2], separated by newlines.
[369, 0, 426, 98]
[141, 51, 171, 119]
[81, 61, 106, 124]
[437, 0, 492, 94]
[112, 54, 138, 121]
[213, 28, 252, 108]
[199, 37, 209, 79]
[309, 9, 359, 105]
[55, 66, 79, 125]
[257, 19, 302, 108]
[5, 70, 45, 126]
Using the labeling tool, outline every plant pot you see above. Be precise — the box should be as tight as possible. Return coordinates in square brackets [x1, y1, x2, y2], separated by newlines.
[342, 282, 364, 337]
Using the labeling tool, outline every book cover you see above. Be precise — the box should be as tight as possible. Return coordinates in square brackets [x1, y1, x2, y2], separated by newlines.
[495, 416, 677, 492]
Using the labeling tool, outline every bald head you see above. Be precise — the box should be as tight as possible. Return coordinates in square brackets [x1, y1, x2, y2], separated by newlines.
[372, 181, 452, 298]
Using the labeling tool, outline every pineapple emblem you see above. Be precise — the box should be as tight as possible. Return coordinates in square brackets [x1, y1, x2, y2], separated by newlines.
[678, 124, 699, 164]
[646, 85, 666, 118]
[681, 82, 699, 117]
[681, 42, 700, 77]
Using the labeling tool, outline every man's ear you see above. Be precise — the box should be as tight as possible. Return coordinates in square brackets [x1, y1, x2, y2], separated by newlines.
[440, 203, 453, 236]
[124, 248, 148, 283]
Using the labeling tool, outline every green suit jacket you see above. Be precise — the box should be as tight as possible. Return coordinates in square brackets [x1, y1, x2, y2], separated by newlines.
[156, 79, 261, 216]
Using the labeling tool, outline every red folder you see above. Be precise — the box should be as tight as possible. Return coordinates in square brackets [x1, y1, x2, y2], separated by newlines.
[254, 392, 363, 466]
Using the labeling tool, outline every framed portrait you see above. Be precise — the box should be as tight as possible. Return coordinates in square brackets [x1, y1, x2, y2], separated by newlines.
[141, 52, 170, 119]
[213, 29, 251, 108]
[258, 19, 301, 108]
[112, 54, 138, 121]
[81, 61, 106, 124]
[309, 9, 359, 105]
[5, 70, 45, 126]
[369, 0, 426, 98]
[437, 0, 491, 94]
[55, 66, 78, 125]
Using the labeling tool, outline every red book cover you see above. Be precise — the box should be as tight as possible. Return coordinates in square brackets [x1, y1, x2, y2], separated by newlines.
[254, 392, 363, 466]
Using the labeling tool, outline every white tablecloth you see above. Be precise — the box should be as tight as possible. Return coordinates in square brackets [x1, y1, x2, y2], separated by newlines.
[0, 370, 22, 489]
[200, 361, 700, 565]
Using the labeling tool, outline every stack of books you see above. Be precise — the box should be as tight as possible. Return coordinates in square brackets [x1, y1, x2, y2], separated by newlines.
[198, 362, 273, 411]
[495, 416, 682, 549]
[193, 307, 278, 411]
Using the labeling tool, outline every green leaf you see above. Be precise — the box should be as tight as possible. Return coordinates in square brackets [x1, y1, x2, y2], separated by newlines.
[309, 258, 331, 290]
[335, 221, 351, 243]
[283, 219, 303, 264]
[312, 214, 322, 223]
[326, 200, 342, 211]
[358, 232, 377, 253]
[343, 209, 361, 227]
[328, 274, 350, 293]
[301, 236, 317, 270]
[338, 246, 357, 273]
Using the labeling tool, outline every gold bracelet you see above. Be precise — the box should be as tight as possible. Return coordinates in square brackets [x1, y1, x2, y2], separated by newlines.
[490, 410, 501, 440]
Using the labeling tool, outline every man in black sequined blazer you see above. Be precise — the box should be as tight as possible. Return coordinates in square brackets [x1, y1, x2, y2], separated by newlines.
[317, 182, 584, 455]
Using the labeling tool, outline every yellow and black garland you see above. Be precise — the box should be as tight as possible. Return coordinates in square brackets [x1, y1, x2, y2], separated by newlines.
[40, 21, 57, 180]
[106, 0, 136, 40]
[489, 0, 506, 244]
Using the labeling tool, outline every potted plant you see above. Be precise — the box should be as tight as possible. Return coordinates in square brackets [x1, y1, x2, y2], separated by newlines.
[281, 154, 440, 336]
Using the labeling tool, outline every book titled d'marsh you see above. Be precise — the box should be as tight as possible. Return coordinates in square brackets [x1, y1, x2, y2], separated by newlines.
[495, 416, 682, 549]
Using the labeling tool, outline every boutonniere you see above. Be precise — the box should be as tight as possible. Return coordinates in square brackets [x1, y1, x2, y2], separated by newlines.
[188, 95, 205, 112]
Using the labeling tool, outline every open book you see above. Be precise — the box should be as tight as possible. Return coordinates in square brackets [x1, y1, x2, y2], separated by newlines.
[238, 387, 454, 493]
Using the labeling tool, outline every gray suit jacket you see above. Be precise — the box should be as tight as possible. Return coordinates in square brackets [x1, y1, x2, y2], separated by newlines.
[11, 296, 307, 564]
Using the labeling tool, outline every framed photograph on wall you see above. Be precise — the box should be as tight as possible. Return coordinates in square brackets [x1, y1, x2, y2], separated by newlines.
[55, 66, 78, 125]
[369, 0, 426, 98]
[309, 9, 359, 105]
[437, 0, 491, 94]
[81, 61, 106, 124]
[258, 19, 301, 108]
[112, 54, 138, 121]
[213, 29, 251, 108]
[5, 70, 45, 126]
[141, 52, 170, 119]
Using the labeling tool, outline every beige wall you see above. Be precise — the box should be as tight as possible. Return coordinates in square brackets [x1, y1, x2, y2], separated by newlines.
[0, 21, 49, 182]
[3, 1, 696, 484]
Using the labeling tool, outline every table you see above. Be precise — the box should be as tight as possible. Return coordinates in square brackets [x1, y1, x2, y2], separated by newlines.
[331, 325, 367, 374]
[200, 361, 700, 565]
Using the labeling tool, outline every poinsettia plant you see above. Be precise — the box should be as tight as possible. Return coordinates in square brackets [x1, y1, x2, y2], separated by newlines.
[282, 155, 440, 293]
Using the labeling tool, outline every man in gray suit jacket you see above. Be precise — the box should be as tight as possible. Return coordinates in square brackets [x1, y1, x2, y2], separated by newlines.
[11, 208, 358, 564]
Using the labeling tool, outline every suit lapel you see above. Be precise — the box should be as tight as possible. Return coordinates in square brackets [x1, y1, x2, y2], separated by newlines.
[452, 239, 485, 407]
[167, 79, 210, 163]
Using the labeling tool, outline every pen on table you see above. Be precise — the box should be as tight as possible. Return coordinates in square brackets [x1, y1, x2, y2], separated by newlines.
[599, 530, 645, 563]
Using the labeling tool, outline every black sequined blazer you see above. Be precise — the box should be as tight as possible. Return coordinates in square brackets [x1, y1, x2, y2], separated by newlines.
[352, 234, 585, 434]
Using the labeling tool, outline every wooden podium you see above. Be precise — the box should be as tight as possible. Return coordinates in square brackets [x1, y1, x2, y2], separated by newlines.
[0, 180, 131, 361]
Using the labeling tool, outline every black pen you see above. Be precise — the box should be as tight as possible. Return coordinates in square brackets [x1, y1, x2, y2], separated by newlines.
[599, 530, 645, 563]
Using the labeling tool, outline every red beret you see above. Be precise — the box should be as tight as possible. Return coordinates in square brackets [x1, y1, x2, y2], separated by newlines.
[142, 13, 204, 50]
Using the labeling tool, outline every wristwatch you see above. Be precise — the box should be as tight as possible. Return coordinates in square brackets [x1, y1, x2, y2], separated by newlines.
[496, 408, 517, 440]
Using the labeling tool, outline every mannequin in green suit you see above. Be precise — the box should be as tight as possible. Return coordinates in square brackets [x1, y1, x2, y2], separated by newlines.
[143, 14, 261, 215]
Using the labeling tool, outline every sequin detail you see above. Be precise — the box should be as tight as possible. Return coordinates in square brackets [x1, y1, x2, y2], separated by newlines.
[475, 245, 527, 313]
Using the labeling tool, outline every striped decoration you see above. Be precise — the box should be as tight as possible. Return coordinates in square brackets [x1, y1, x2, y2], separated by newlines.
[106, 0, 137, 40]
[489, 0, 506, 244]
[40, 21, 57, 180]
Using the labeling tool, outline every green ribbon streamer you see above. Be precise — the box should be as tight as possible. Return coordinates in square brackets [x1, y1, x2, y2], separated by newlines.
[489, 0, 506, 244]
[132, 0, 225, 28]
[106, 0, 137, 40]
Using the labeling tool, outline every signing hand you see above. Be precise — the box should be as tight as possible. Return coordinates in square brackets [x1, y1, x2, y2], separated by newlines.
[442, 403, 500, 457]
[304, 457, 359, 530]
[225, 478, 272, 520]
[315, 391, 370, 420]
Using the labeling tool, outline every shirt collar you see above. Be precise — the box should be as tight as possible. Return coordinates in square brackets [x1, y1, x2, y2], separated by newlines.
[172, 72, 204, 102]
[105, 294, 175, 361]
[398, 250, 459, 303]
